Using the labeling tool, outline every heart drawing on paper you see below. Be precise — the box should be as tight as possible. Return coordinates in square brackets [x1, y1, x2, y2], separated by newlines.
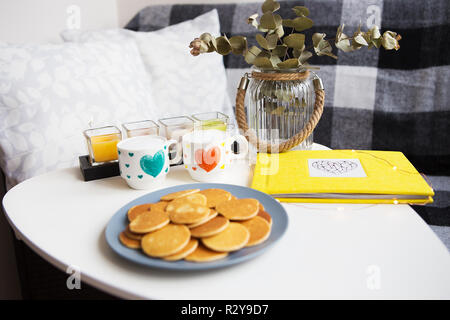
[311, 160, 358, 175]
[139, 150, 165, 178]
[195, 147, 221, 173]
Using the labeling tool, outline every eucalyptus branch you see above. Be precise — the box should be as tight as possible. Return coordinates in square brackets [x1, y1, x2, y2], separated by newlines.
[189, 0, 401, 70]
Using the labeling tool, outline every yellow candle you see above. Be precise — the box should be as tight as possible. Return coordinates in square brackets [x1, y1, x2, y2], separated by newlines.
[200, 119, 227, 131]
[90, 133, 121, 162]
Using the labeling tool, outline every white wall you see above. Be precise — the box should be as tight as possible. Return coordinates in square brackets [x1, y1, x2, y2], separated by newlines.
[0, 0, 261, 43]
[0, 0, 119, 43]
[116, 0, 261, 27]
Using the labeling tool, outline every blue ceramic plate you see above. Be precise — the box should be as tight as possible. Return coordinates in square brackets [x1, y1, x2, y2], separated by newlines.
[105, 183, 288, 270]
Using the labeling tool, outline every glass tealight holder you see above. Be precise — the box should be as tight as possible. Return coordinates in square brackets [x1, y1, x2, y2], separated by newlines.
[122, 120, 159, 138]
[83, 126, 122, 165]
[158, 116, 194, 164]
[191, 111, 229, 131]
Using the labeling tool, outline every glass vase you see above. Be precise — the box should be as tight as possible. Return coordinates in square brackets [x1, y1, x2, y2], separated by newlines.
[246, 68, 314, 151]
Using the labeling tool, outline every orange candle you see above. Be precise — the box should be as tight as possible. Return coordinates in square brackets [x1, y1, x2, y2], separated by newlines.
[90, 133, 121, 162]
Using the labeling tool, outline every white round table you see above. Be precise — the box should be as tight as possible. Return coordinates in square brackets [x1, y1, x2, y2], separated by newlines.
[3, 144, 450, 299]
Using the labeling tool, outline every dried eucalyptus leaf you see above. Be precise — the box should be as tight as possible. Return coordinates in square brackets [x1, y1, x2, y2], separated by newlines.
[199, 41, 209, 53]
[316, 41, 337, 59]
[292, 17, 313, 32]
[200, 32, 213, 43]
[216, 36, 232, 55]
[277, 58, 300, 69]
[298, 50, 313, 63]
[354, 33, 369, 46]
[266, 34, 279, 49]
[312, 33, 326, 47]
[369, 25, 381, 39]
[260, 12, 282, 30]
[282, 19, 294, 28]
[293, 97, 307, 109]
[244, 46, 262, 64]
[229, 36, 247, 55]
[257, 26, 269, 33]
[372, 37, 382, 49]
[247, 13, 259, 29]
[351, 39, 364, 50]
[292, 6, 310, 17]
[254, 56, 273, 68]
[269, 54, 282, 67]
[336, 39, 352, 52]
[256, 34, 269, 50]
[262, 0, 280, 13]
[257, 50, 271, 58]
[199, 33, 217, 52]
[273, 88, 293, 102]
[274, 25, 284, 38]
[292, 46, 304, 58]
[283, 33, 305, 49]
[271, 106, 285, 116]
[272, 44, 288, 57]
[335, 24, 352, 52]
[313, 33, 337, 59]
[256, 34, 277, 51]
[381, 31, 400, 50]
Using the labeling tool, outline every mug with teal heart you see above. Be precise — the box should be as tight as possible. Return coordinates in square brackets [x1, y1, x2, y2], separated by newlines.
[117, 136, 180, 189]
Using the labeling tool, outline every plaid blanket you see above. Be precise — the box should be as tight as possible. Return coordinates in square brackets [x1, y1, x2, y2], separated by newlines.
[126, 0, 450, 249]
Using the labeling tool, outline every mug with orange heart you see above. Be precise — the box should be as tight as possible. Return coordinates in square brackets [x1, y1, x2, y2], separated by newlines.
[182, 129, 248, 182]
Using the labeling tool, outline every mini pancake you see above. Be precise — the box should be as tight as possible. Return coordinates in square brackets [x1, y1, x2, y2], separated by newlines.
[259, 203, 265, 211]
[185, 244, 228, 262]
[202, 222, 250, 252]
[187, 209, 218, 228]
[163, 239, 199, 261]
[150, 201, 169, 212]
[166, 194, 209, 224]
[198, 188, 232, 208]
[129, 210, 170, 234]
[190, 216, 229, 238]
[127, 203, 152, 222]
[240, 216, 271, 247]
[124, 225, 144, 240]
[141, 224, 190, 258]
[257, 210, 272, 227]
[216, 198, 259, 221]
[119, 231, 141, 249]
[167, 193, 207, 210]
[168, 203, 210, 224]
[160, 189, 200, 201]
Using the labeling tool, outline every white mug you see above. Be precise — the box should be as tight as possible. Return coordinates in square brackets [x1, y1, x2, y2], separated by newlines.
[182, 129, 248, 182]
[117, 135, 180, 189]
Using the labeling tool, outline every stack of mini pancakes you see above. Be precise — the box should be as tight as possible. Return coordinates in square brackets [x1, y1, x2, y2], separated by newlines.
[119, 188, 272, 262]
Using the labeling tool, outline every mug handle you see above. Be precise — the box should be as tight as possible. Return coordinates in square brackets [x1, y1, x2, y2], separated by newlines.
[167, 139, 182, 165]
[228, 135, 248, 160]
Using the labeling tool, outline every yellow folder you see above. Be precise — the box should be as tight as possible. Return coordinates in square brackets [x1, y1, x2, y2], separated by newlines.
[251, 150, 434, 204]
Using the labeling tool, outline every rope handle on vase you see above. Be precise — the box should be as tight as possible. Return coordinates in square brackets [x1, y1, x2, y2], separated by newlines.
[234, 70, 325, 153]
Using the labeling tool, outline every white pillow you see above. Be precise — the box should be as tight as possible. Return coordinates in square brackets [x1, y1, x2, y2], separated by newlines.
[61, 9, 233, 120]
[0, 39, 156, 188]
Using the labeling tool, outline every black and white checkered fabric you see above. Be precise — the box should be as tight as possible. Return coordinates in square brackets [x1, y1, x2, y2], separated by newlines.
[126, 0, 450, 249]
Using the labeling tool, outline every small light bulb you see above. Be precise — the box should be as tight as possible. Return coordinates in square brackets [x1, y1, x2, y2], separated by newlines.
[393, 166, 397, 171]
[393, 200, 399, 205]
[351, 149, 356, 152]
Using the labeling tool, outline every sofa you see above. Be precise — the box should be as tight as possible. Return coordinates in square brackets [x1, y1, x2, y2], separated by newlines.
[1, 0, 449, 298]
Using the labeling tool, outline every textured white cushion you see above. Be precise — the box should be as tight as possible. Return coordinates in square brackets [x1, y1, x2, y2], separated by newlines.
[61, 9, 233, 120]
[0, 39, 156, 187]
